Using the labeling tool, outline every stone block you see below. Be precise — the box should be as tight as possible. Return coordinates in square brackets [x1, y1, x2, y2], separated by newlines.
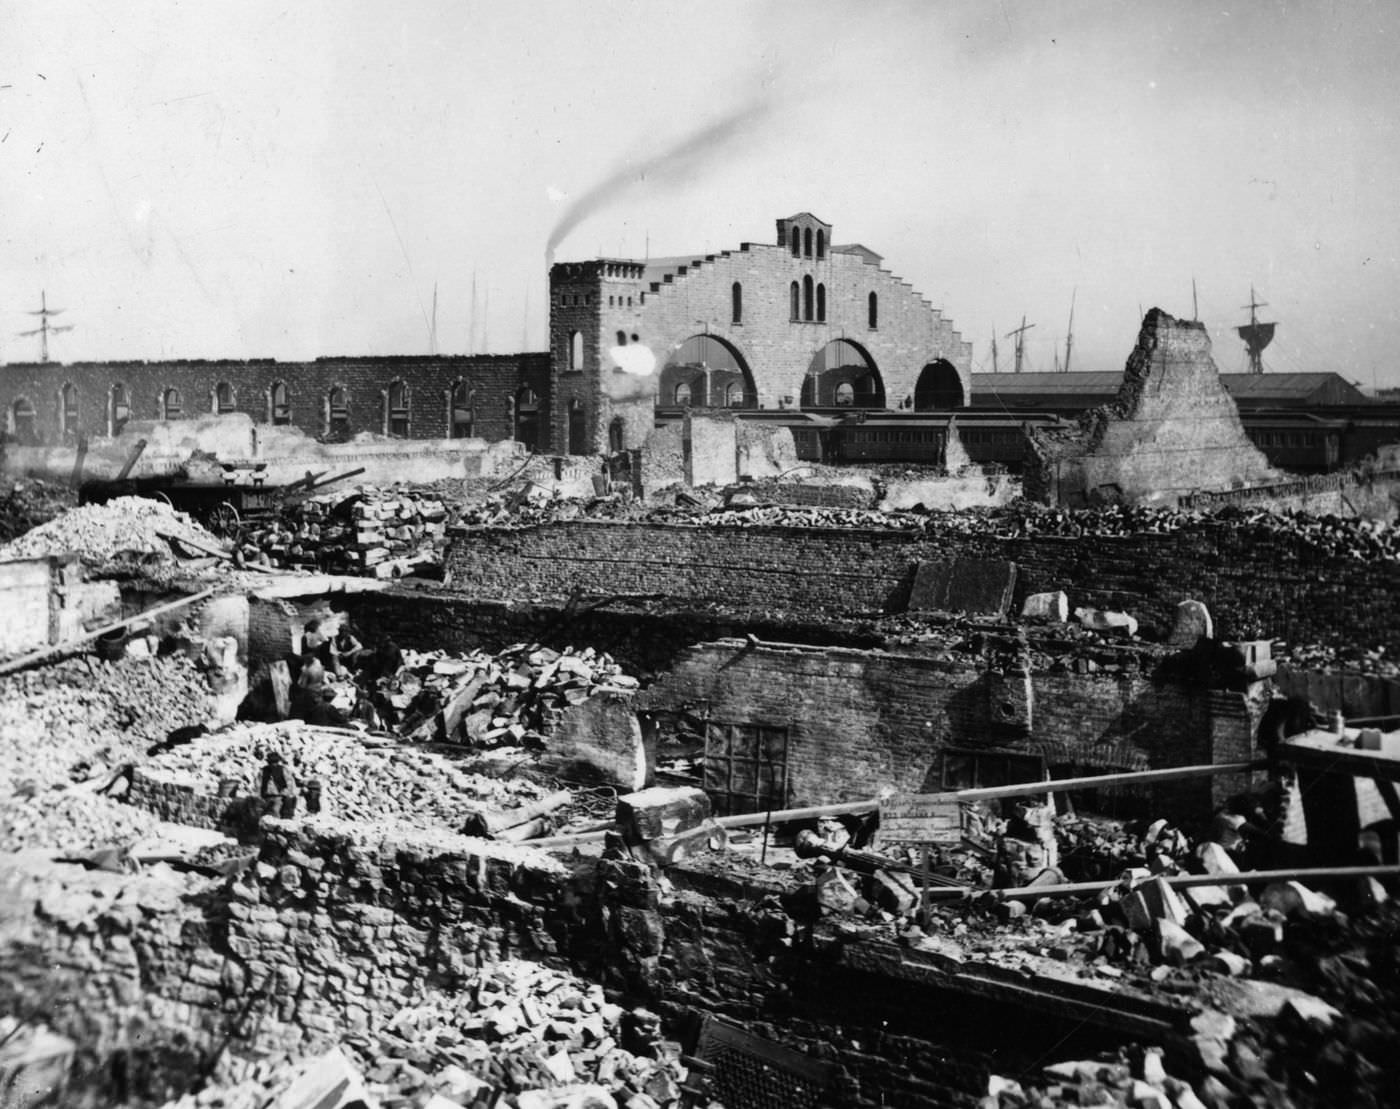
[1021, 590, 1069, 621]
[1169, 599, 1213, 648]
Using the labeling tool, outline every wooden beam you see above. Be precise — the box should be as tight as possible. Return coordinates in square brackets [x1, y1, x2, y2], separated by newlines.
[0, 586, 218, 677]
[955, 761, 1267, 803]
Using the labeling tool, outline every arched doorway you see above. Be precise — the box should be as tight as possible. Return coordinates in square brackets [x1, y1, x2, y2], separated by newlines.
[110, 384, 131, 435]
[659, 334, 757, 410]
[914, 359, 965, 410]
[514, 386, 540, 449]
[801, 340, 885, 409]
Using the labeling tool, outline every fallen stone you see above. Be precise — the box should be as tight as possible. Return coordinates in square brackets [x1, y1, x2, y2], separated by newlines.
[1205, 950, 1251, 977]
[1259, 880, 1336, 918]
[1282, 994, 1342, 1030]
[1156, 919, 1204, 966]
[1021, 590, 1069, 622]
[1168, 599, 1213, 648]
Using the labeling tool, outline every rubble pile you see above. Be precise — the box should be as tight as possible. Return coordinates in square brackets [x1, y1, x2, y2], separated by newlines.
[455, 490, 645, 530]
[983, 1050, 1208, 1109]
[139, 726, 554, 832]
[0, 654, 211, 793]
[389, 644, 639, 746]
[160, 960, 691, 1109]
[0, 476, 77, 543]
[0, 788, 158, 854]
[0, 495, 219, 564]
[240, 488, 449, 576]
[698, 504, 923, 531]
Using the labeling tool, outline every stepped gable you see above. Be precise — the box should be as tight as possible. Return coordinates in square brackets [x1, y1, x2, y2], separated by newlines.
[1027, 308, 1277, 506]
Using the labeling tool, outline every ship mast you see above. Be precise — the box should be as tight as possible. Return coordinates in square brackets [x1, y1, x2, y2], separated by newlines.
[1006, 316, 1035, 374]
[1237, 286, 1276, 375]
[18, 290, 74, 363]
[1063, 290, 1075, 374]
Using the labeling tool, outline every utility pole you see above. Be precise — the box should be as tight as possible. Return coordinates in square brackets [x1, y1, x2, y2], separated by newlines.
[1063, 290, 1075, 374]
[1006, 316, 1035, 374]
[18, 291, 74, 363]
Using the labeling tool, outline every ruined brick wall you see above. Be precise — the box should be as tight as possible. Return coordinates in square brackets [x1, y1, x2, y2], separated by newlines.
[640, 640, 1224, 819]
[0, 353, 550, 448]
[1028, 311, 1276, 506]
[445, 519, 1400, 650]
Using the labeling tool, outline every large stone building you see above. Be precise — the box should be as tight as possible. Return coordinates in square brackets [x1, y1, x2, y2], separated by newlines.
[0, 213, 971, 458]
[549, 212, 971, 453]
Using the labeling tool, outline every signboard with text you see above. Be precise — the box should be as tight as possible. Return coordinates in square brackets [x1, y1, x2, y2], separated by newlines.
[878, 792, 963, 846]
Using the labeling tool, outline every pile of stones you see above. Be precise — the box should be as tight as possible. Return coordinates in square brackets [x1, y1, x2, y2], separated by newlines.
[0, 495, 219, 564]
[392, 644, 639, 746]
[159, 960, 693, 1109]
[241, 488, 449, 576]
[983, 1050, 1210, 1109]
[0, 654, 211, 793]
[0, 789, 158, 854]
[137, 725, 554, 832]
[0, 476, 77, 542]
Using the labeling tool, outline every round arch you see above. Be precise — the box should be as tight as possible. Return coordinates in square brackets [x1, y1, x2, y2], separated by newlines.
[801, 339, 885, 409]
[658, 333, 758, 410]
[914, 359, 965, 410]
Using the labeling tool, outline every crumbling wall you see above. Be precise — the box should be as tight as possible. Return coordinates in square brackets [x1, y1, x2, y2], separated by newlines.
[445, 519, 1400, 650]
[641, 639, 1226, 818]
[1028, 310, 1277, 506]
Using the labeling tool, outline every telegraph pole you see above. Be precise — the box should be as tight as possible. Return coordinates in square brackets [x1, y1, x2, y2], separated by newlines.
[18, 291, 74, 362]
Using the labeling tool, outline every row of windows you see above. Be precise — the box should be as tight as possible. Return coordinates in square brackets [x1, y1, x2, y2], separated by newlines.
[850, 429, 948, 444]
[1249, 430, 1331, 448]
[5, 379, 511, 442]
[672, 381, 748, 407]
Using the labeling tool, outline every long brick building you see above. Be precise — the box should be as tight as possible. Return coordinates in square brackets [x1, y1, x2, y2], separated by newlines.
[0, 213, 971, 456]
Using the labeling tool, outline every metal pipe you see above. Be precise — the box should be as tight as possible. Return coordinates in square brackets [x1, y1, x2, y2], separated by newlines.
[925, 864, 1400, 904]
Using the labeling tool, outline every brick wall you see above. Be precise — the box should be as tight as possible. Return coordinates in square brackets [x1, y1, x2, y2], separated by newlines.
[0, 353, 551, 449]
[445, 519, 1400, 650]
[640, 639, 1234, 821]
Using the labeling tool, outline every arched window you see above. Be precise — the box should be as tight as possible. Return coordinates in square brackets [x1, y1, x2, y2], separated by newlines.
[803, 228, 813, 257]
[616, 330, 627, 346]
[569, 330, 584, 370]
[213, 382, 235, 414]
[386, 380, 409, 437]
[608, 417, 625, 453]
[725, 381, 745, 408]
[816, 229, 826, 259]
[816, 283, 826, 323]
[110, 384, 131, 435]
[731, 282, 743, 325]
[10, 397, 37, 445]
[791, 229, 801, 257]
[790, 282, 800, 321]
[835, 382, 855, 406]
[450, 381, 473, 438]
[803, 275, 814, 321]
[868, 291, 878, 329]
[162, 388, 183, 420]
[270, 381, 291, 425]
[60, 383, 79, 436]
[674, 381, 692, 406]
[327, 387, 349, 435]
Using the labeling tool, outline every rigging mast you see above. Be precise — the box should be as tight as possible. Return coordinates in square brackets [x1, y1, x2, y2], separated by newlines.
[1237, 286, 1276, 375]
[18, 290, 73, 363]
[1006, 316, 1035, 374]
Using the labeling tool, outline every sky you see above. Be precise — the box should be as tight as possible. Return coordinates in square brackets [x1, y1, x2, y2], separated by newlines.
[3, 0, 1398, 388]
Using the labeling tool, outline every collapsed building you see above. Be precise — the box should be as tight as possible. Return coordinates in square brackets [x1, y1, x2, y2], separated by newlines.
[2, 215, 1399, 1109]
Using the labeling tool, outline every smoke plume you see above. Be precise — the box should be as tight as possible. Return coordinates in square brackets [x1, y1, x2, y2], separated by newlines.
[545, 96, 776, 269]
[606, 343, 658, 402]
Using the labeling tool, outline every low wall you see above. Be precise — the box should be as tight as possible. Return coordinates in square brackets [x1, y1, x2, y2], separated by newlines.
[445, 519, 1400, 650]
